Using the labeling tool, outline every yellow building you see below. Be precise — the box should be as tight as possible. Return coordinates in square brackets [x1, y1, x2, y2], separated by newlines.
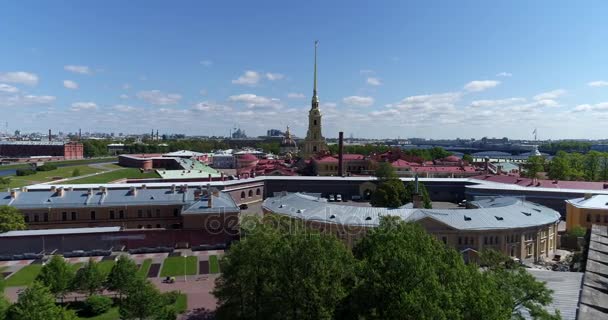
[566, 195, 608, 231]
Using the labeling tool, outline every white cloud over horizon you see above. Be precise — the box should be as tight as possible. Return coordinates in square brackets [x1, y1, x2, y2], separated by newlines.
[136, 90, 182, 105]
[71, 102, 97, 111]
[0, 72, 39, 86]
[588, 81, 608, 87]
[232, 71, 261, 85]
[464, 80, 500, 92]
[367, 77, 382, 86]
[64, 65, 91, 75]
[343, 96, 375, 107]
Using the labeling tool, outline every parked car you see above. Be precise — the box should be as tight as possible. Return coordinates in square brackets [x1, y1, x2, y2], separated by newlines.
[336, 194, 343, 202]
[458, 200, 467, 207]
[328, 194, 335, 202]
[239, 203, 249, 210]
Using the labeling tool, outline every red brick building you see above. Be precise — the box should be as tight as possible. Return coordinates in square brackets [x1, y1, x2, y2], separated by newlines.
[0, 141, 83, 160]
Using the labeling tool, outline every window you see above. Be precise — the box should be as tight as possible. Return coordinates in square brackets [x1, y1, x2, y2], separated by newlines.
[146, 224, 152, 229]
[90, 211, 96, 220]
[596, 214, 601, 223]
[110, 210, 115, 219]
[119, 210, 125, 219]
[256, 188, 261, 196]
[156, 209, 161, 217]
[71, 212, 77, 220]
[34, 214, 39, 222]
[495, 236, 499, 244]
[314, 120, 317, 126]
[248, 190, 253, 197]
[464, 237, 468, 245]
[587, 213, 592, 222]
[240, 191, 245, 199]
[24, 215, 30, 223]
[43, 213, 48, 222]
[138, 225, 143, 229]
[156, 224, 161, 228]
[484, 236, 488, 245]
[442, 236, 447, 244]
[147, 209, 152, 218]
[62, 212, 67, 221]
[173, 208, 179, 217]
[458, 237, 462, 245]
[138, 209, 143, 218]
[604, 215, 608, 223]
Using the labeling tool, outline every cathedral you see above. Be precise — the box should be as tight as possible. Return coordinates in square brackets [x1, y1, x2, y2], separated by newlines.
[302, 40, 328, 157]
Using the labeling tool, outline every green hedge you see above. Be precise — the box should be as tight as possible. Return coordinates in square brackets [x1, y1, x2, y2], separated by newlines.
[36, 163, 58, 171]
[16, 168, 36, 176]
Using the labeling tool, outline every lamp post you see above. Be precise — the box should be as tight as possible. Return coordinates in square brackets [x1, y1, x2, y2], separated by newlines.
[184, 255, 188, 282]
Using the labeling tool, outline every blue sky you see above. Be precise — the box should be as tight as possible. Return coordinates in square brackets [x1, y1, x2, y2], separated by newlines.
[1, 0, 608, 139]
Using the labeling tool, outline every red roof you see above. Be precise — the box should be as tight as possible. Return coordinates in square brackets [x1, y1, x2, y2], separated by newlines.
[238, 154, 258, 161]
[413, 166, 477, 173]
[314, 155, 339, 163]
[391, 159, 416, 168]
[442, 155, 461, 162]
[342, 154, 365, 160]
[471, 175, 608, 190]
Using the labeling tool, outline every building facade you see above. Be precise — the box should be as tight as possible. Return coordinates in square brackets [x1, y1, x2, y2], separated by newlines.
[0, 141, 83, 160]
[566, 195, 608, 231]
[262, 193, 560, 262]
[302, 41, 327, 157]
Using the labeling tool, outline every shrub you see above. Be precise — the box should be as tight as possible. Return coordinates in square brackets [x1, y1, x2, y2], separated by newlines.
[16, 169, 36, 176]
[36, 163, 58, 171]
[72, 168, 81, 177]
[83, 295, 112, 316]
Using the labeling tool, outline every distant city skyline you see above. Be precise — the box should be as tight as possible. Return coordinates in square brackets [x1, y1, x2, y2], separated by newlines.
[2, 1, 608, 139]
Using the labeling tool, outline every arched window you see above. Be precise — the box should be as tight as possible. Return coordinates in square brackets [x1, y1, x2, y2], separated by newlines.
[248, 190, 253, 197]
[314, 120, 317, 126]
[256, 188, 261, 196]
[240, 191, 246, 199]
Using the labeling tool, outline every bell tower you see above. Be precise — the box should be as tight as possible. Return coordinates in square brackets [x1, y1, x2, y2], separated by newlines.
[303, 40, 327, 157]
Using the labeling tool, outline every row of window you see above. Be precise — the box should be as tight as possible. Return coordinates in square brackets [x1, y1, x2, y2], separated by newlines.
[586, 213, 608, 223]
[484, 236, 500, 245]
[240, 188, 261, 200]
[25, 208, 180, 223]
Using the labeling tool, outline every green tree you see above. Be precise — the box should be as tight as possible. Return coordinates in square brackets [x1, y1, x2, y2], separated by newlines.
[547, 151, 570, 180]
[107, 255, 139, 300]
[36, 255, 75, 301]
[6, 282, 77, 320]
[0, 206, 26, 233]
[462, 154, 473, 163]
[0, 279, 9, 320]
[523, 156, 545, 179]
[374, 162, 398, 181]
[584, 151, 601, 181]
[71, 168, 81, 177]
[119, 277, 162, 320]
[370, 180, 404, 208]
[214, 217, 356, 320]
[480, 250, 560, 319]
[347, 217, 511, 319]
[72, 259, 105, 296]
[0, 177, 10, 188]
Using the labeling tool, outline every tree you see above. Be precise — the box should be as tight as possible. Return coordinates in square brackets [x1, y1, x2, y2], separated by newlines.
[583, 151, 601, 181]
[72, 259, 105, 296]
[71, 168, 81, 177]
[107, 255, 139, 300]
[0, 206, 26, 233]
[374, 162, 398, 181]
[479, 250, 560, 320]
[0, 279, 9, 320]
[0, 177, 10, 188]
[119, 277, 162, 320]
[370, 180, 404, 208]
[6, 282, 77, 320]
[547, 151, 570, 180]
[36, 255, 75, 301]
[523, 156, 545, 179]
[214, 216, 356, 320]
[462, 154, 473, 164]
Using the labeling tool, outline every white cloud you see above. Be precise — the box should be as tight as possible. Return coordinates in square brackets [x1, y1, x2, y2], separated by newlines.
[287, 93, 305, 99]
[370, 109, 399, 117]
[63, 80, 78, 90]
[265, 73, 284, 81]
[573, 102, 608, 112]
[119, 94, 129, 99]
[22, 95, 56, 105]
[112, 104, 137, 112]
[534, 89, 566, 101]
[136, 90, 182, 105]
[0, 71, 39, 86]
[395, 92, 461, 111]
[588, 81, 608, 87]
[200, 60, 213, 67]
[343, 96, 375, 107]
[367, 77, 382, 86]
[464, 80, 500, 92]
[64, 65, 91, 75]
[496, 72, 512, 77]
[192, 101, 232, 112]
[232, 70, 261, 85]
[71, 102, 97, 111]
[0, 84, 18, 93]
[0, 94, 55, 107]
[228, 94, 282, 109]
[470, 98, 525, 108]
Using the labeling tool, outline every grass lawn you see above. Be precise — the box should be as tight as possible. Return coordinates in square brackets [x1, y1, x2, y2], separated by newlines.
[4, 264, 42, 287]
[7, 165, 104, 188]
[97, 260, 116, 276]
[209, 255, 220, 274]
[69, 168, 160, 184]
[78, 307, 120, 320]
[137, 259, 152, 277]
[174, 293, 188, 313]
[73, 294, 186, 319]
[159, 256, 198, 277]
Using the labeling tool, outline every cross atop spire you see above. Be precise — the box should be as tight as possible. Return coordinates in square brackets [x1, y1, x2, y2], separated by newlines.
[312, 40, 319, 106]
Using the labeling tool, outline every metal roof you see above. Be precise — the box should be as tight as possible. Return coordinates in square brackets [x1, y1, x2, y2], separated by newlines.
[262, 193, 560, 230]
[578, 225, 608, 320]
[0, 226, 121, 237]
[566, 195, 608, 209]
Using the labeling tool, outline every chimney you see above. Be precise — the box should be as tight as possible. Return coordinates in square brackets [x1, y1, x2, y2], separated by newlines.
[208, 174, 212, 181]
[412, 193, 423, 208]
[194, 188, 202, 201]
[48, 129, 52, 142]
[129, 186, 137, 196]
[141, 184, 147, 190]
[87, 188, 93, 195]
[207, 192, 213, 207]
[79, 128, 82, 140]
[171, 184, 176, 193]
[50, 186, 57, 192]
[221, 172, 225, 181]
[56, 187, 64, 197]
[100, 186, 107, 194]
[338, 131, 344, 177]
[20, 187, 27, 192]
[10, 190, 17, 199]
